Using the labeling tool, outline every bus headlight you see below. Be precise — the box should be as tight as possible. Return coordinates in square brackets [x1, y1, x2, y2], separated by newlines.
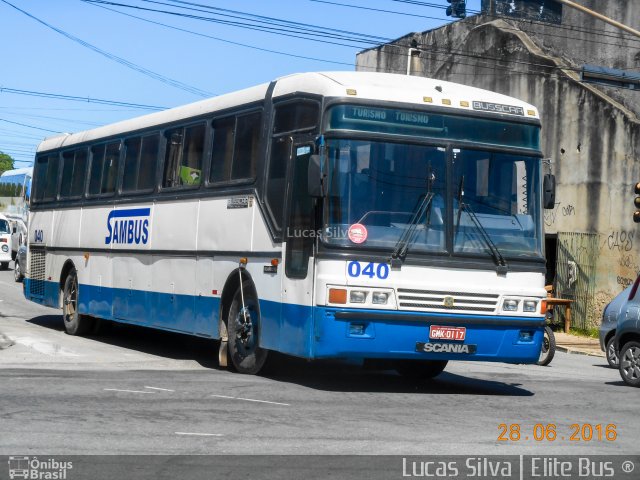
[1, 245, 8, 252]
[350, 291, 367, 303]
[502, 299, 519, 311]
[372, 292, 389, 304]
[523, 300, 538, 312]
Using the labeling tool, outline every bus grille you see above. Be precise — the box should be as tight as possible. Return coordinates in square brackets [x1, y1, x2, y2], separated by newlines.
[396, 288, 499, 313]
[29, 248, 46, 297]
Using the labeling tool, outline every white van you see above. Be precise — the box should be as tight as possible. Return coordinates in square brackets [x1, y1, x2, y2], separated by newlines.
[0, 213, 13, 269]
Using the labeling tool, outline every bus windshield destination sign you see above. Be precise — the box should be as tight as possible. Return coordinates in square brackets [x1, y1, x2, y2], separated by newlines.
[342, 106, 431, 127]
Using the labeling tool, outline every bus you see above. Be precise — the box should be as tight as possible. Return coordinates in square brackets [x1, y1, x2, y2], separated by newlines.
[24, 72, 551, 376]
[0, 167, 32, 262]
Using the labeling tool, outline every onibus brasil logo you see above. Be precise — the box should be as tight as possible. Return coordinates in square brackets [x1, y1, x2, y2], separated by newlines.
[8, 456, 73, 479]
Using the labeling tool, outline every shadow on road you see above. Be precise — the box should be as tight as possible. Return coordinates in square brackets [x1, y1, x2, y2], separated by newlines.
[25, 315, 533, 396]
[26, 315, 219, 369]
[261, 355, 533, 396]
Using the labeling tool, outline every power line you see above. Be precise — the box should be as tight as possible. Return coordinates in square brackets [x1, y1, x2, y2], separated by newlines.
[82, 0, 388, 48]
[0, 0, 214, 98]
[86, 2, 355, 67]
[0, 86, 166, 110]
[0, 118, 62, 134]
[83, 0, 577, 77]
[161, 0, 389, 43]
[310, 0, 449, 21]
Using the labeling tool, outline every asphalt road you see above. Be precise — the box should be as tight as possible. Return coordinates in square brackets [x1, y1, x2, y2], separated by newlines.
[0, 266, 637, 457]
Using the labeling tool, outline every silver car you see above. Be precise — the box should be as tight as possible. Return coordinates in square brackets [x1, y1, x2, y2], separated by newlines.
[13, 245, 26, 283]
[614, 276, 640, 387]
[599, 285, 632, 368]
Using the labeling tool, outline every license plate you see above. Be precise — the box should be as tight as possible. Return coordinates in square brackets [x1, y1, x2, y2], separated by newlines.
[429, 325, 466, 341]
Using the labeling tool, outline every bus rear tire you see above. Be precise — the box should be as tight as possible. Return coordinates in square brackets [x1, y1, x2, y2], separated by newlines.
[227, 282, 268, 375]
[62, 269, 94, 336]
[395, 359, 448, 378]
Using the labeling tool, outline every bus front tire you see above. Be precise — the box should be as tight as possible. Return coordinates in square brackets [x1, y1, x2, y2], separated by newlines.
[395, 359, 448, 378]
[227, 283, 268, 375]
[0, 262, 8, 270]
[62, 270, 94, 336]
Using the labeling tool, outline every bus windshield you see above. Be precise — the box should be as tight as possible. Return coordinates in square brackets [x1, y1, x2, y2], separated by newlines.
[323, 138, 543, 260]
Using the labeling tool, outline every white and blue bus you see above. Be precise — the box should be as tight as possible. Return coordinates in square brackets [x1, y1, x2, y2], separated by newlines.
[0, 166, 32, 261]
[25, 72, 551, 376]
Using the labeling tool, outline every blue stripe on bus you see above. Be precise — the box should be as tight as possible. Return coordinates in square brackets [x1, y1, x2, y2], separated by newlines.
[24, 279, 542, 363]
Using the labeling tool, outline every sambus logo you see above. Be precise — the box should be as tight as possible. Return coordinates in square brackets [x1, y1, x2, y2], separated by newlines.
[105, 208, 150, 245]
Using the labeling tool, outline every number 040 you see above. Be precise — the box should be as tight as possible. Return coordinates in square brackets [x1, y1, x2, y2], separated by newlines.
[347, 261, 389, 279]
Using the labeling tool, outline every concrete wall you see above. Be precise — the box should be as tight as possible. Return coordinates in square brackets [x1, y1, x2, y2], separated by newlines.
[356, 11, 640, 328]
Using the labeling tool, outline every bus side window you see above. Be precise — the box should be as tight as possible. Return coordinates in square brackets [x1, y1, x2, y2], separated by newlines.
[89, 145, 105, 195]
[123, 137, 142, 192]
[33, 155, 51, 203]
[210, 117, 235, 183]
[89, 142, 120, 196]
[71, 150, 88, 197]
[232, 112, 261, 181]
[210, 112, 261, 184]
[285, 145, 314, 278]
[163, 124, 205, 188]
[266, 137, 290, 231]
[123, 135, 158, 193]
[273, 102, 319, 134]
[60, 149, 88, 199]
[43, 153, 60, 201]
[138, 134, 159, 191]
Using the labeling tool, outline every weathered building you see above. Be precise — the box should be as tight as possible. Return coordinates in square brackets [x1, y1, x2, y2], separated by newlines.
[356, 1, 640, 329]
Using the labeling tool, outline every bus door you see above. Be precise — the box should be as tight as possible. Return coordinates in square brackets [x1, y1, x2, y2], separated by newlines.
[280, 138, 316, 356]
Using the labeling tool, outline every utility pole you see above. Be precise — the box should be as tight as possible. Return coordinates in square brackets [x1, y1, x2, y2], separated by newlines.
[555, 0, 640, 39]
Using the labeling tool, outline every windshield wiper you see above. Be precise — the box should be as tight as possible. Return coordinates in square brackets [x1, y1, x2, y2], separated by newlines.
[390, 191, 435, 269]
[457, 200, 508, 275]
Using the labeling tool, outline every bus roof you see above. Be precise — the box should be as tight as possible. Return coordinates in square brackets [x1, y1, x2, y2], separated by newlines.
[0, 167, 33, 177]
[36, 71, 539, 153]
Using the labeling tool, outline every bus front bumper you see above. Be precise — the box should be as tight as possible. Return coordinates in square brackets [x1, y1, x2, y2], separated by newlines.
[311, 307, 544, 364]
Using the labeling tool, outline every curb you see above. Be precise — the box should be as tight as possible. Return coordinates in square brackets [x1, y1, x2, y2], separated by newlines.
[556, 345, 605, 358]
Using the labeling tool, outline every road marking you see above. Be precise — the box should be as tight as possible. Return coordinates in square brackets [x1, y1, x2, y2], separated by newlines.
[144, 386, 175, 392]
[14, 336, 80, 357]
[210, 394, 289, 406]
[104, 388, 156, 394]
[175, 432, 223, 437]
[236, 397, 290, 406]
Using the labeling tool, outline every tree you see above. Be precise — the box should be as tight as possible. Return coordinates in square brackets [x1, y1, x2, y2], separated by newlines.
[0, 152, 14, 175]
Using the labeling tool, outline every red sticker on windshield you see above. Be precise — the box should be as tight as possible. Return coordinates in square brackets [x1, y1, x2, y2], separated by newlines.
[348, 223, 368, 244]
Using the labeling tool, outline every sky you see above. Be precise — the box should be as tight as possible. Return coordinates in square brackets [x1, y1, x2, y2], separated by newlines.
[0, 0, 483, 166]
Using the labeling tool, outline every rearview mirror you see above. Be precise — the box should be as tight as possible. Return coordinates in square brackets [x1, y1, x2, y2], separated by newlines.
[543, 174, 556, 209]
[308, 154, 325, 197]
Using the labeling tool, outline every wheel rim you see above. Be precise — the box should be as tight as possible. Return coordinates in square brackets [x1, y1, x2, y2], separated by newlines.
[64, 275, 78, 325]
[621, 346, 640, 381]
[14, 263, 19, 281]
[233, 304, 258, 357]
[607, 341, 618, 365]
